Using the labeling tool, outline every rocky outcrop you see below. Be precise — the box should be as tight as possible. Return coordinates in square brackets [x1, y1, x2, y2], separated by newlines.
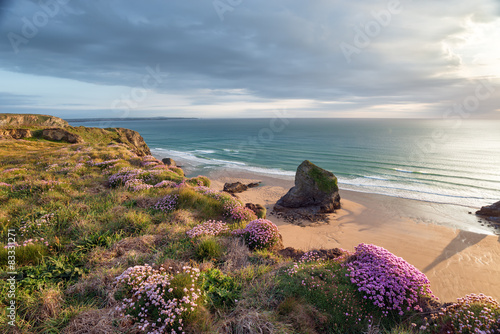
[112, 128, 151, 157]
[223, 181, 262, 194]
[245, 203, 266, 218]
[0, 113, 68, 128]
[42, 128, 84, 143]
[0, 129, 33, 139]
[274, 160, 340, 219]
[162, 158, 176, 166]
[476, 201, 500, 223]
[224, 182, 248, 194]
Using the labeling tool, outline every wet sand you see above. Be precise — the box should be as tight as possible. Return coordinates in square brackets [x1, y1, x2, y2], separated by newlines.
[209, 170, 500, 302]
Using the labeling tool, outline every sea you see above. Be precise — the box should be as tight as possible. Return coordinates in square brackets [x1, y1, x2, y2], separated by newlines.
[68, 118, 500, 210]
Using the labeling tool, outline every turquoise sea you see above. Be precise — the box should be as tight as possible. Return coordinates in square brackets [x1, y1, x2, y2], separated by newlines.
[68, 118, 500, 209]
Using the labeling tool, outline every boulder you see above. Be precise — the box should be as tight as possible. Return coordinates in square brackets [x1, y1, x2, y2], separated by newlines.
[112, 128, 151, 157]
[476, 201, 500, 218]
[274, 160, 340, 217]
[245, 203, 266, 218]
[42, 128, 84, 143]
[162, 158, 176, 166]
[0, 129, 32, 139]
[247, 182, 261, 188]
[223, 182, 248, 194]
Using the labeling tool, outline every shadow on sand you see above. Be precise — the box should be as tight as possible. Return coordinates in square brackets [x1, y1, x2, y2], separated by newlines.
[423, 230, 487, 273]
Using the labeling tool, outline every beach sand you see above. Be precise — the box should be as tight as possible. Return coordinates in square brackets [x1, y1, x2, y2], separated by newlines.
[209, 169, 500, 303]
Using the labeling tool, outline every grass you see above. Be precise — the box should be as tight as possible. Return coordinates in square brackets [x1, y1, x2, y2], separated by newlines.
[0, 123, 498, 334]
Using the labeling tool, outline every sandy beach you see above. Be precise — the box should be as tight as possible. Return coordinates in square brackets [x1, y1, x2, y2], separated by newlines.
[209, 169, 500, 303]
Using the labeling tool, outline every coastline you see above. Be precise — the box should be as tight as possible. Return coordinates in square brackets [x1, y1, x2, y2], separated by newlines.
[207, 168, 500, 302]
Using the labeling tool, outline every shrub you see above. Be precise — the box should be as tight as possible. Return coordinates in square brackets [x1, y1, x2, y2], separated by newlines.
[115, 264, 202, 333]
[195, 238, 223, 261]
[277, 259, 377, 333]
[202, 268, 241, 310]
[154, 180, 177, 188]
[153, 194, 178, 213]
[186, 220, 229, 239]
[346, 243, 435, 316]
[433, 293, 500, 333]
[233, 219, 281, 250]
[124, 179, 153, 192]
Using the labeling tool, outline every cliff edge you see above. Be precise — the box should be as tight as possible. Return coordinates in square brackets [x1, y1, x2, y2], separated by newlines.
[0, 113, 69, 128]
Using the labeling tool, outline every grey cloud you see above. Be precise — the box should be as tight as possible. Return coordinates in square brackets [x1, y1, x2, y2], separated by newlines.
[0, 0, 499, 116]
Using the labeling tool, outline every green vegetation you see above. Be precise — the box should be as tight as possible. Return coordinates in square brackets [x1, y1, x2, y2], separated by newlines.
[0, 124, 498, 333]
[306, 160, 338, 193]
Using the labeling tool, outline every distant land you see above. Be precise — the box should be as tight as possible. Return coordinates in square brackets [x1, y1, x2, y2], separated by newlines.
[67, 117, 197, 122]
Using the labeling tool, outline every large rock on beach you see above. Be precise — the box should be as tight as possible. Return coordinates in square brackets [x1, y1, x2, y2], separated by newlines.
[476, 200, 500, 221]
[274, 160, 340, 218]
[223, 182, 248, 194]
[162, 158, 176, 166]
[42, 128, 84, 143]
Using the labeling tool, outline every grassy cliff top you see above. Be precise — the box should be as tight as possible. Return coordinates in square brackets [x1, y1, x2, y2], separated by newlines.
[0, 113, 69, 128]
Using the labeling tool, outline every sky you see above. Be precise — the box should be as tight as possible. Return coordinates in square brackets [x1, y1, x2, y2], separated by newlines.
[0, 0, 499, 119]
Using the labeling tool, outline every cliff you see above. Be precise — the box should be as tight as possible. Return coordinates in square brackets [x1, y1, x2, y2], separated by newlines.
[0, 113, 151, 156]
[0, 113, 68, 128]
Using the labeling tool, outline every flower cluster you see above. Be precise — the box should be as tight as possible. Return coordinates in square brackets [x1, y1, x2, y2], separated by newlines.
[19, 213, 55, 238]
[154, 180, 177, 188]
[45, 163, 59, 171]
[0, 182, 12, 187]
[4, 237, 49, 248]
[142, 155, 160, 162]
[299, 250, 324, 263]
[141, 154, 162, 167]
[89, 159, 120, 167]
[109, 168, 167, 188]
[186, 220, 229, 239]
[346, 243, 435, 316]
[1, 167, 27, 173]
[108, 168, 144, 187]
[153, 194, 179, 213]
[115, 264, 202, 334]
[437, 293, 500, 333]
[125, 179, 154, 192]
[233, 219, 281, 250]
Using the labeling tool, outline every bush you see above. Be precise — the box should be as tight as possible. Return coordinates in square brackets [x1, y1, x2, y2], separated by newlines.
[185, 176, 211, 187]
[202, 268, 241, 310]
[152, 194, 178, 213]
[233, 219, 281, 250]
[432, 293, 500, 333]
[276, 259, 378, 333]
[346, 243, 435, 316]
[195, 238, 223, 261]
[186, 220, 229, 239]
[115, 264, 202, 333]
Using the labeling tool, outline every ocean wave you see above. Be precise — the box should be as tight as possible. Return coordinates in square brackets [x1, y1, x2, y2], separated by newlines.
[151, 148, 293, 177]
[338, 176, 496, 207]
[193, 149, 216, 154]
[393, 168, 415, 173]
[363, 175, 388, 181]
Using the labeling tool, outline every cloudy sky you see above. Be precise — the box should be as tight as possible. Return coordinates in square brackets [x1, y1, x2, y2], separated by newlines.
[0, 0, 499, 119]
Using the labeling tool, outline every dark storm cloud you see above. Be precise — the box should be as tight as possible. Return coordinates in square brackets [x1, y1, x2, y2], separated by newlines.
[0, 0, 499, 116]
